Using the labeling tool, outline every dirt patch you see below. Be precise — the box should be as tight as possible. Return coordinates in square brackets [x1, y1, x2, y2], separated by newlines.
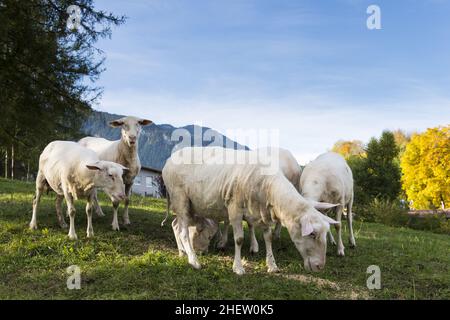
[277, 273, 370, 300]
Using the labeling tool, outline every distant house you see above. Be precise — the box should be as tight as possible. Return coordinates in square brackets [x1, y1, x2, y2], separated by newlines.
[132, 166, 162, 198]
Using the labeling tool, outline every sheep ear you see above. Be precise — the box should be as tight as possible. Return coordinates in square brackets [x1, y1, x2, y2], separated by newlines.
[309, 200, 340, 210]
[109, 120, 124, 128]
[138, 119, 152, 126]
[300, 216, 314, 237]
[319, 213, 340, 225]
[86, 163, 102, 171]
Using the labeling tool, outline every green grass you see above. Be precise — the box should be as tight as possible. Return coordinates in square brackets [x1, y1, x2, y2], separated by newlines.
[0, 178, 449, 300]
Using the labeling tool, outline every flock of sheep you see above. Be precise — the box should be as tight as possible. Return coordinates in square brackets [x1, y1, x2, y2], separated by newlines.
[29, 115, 356, 275]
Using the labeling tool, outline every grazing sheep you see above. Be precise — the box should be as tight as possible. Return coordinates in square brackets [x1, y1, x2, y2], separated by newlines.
[29, 141, 128, 240]
[172, 216, 218, 255]
[300, 152, 356, 256]
[79, 116, 152, 230]
[216, 147, 302, 250]
[162, 147, 339, 275]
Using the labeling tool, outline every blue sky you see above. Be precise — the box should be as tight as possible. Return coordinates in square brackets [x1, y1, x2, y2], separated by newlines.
[94, 0, 450, 164]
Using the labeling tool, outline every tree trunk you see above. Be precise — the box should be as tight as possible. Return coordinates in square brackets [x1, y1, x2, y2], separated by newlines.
[4, 148, 8, 179]
[27, 161, 30, 182]
[11, 144, 14, 180]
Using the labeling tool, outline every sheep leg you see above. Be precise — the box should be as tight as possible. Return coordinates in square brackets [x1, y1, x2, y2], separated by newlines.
[248, 222, 259, 254]
[92, 189, 105, 217]
[123, 183, 132, 225]
[217, 220, 230, 249]
[55, 194, 67, 229]
[347, 200, 356, 248]
[86, 195, 94, 238]
[178, 217, 201, 269]
[335, 205, 345, 256]
[230, 217, 245, 275]
[263, 226, 279, 273]
[273, 222, 282, 240]
[172, 218, 186, 257]
[111, 200, 120, 231]
[29, 172, 45, 230]
[328, 230, 337, 246]
[64, 192, 77, 240]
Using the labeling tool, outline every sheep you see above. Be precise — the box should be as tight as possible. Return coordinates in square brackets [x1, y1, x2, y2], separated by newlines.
[79, 116, 152, 231]
[216, 147, 302, 251]
[165, 147, 302, 255]
[172, 216, 218, 255]
[162, 147, 339, 275]
[29, 141, 128, 240]
[300, 152, 356, 256]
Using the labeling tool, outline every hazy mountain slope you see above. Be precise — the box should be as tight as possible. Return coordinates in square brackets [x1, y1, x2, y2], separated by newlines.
[81, 111, 248, 170]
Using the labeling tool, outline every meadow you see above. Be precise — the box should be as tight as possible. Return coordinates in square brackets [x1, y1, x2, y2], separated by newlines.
[0, 178, 449, 299]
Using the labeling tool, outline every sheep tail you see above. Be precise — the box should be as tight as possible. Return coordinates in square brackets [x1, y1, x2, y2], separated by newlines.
[161, 193, 170, 227]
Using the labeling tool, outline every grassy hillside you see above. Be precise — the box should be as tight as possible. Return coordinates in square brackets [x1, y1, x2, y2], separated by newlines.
[0, 178, 449, 299]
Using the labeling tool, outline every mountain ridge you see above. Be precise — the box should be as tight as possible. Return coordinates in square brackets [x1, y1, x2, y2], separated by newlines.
[81, 110, 248, 170]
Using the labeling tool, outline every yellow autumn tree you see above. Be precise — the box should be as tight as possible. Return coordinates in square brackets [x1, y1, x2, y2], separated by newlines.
[331, 140, 365, 159]
[401, 125, 450, 209]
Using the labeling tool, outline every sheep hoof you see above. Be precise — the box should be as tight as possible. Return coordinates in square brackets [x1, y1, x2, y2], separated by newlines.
[29, 223, 37, 230]
[68, 233, 78, 241]
[268, 266, 280, 273]
[249, 247, 259, 254]
[111, 223, 120, 231]
[233, 266, 245, 275]
[190, 261, 201, 270]
[337, 248, 345, 256]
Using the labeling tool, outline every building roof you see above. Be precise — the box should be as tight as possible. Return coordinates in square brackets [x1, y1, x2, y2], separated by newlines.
[141, 166, 162, 174]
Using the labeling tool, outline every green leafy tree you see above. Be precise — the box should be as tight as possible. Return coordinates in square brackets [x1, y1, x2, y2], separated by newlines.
[349, 131, 401, 207]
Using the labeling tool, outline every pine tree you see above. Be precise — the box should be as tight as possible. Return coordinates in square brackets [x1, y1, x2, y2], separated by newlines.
[0, 0, 125, 179]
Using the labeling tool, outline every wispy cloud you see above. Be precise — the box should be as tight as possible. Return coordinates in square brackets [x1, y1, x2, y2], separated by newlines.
[94, 0, 450, 163]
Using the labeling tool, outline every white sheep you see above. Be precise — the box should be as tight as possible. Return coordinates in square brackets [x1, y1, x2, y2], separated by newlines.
[172, 216, 218, 255]
[300, 152, 356, 256]
[216, 147, 302, 251]
[162, 147, 339, 274]
[79, 116, 152, 230]
[29, 141, 128, 240]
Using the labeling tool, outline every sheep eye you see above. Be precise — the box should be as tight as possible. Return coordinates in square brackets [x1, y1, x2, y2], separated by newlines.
[309, 232, 316, 238]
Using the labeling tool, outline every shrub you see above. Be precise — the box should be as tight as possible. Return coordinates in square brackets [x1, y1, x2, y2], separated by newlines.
[356, 198, 409, 225]
[355, 197, 450, 234]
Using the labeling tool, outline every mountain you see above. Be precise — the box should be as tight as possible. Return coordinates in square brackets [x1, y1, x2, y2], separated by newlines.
[81, 111, 248, 170]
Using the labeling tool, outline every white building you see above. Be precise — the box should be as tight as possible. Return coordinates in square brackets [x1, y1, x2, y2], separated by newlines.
[132, 166, 162, 198]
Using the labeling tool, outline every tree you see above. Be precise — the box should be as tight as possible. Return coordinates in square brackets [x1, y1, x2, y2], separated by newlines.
[393, 129, 413, 157]
[349, 131, 401, 206]
[331, 140, 365, 159]
[401, 125, 450, 209]
[0, 0, 125, 179]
